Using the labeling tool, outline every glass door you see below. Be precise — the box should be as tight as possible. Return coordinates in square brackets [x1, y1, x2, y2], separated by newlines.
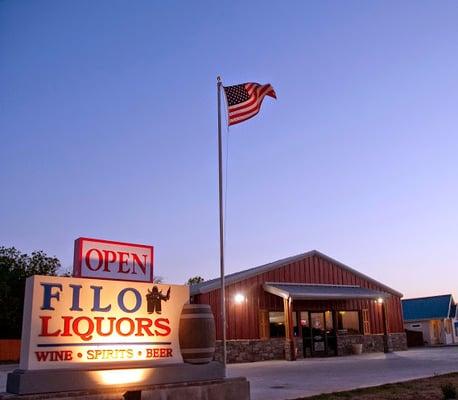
[302, 311, 337, 357]
[310, 312, 326, 356]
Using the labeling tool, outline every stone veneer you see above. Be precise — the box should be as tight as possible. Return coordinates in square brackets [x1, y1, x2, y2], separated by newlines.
[337, 333, 408, 356]
[214, 333, 407, 363]
[214, 338, 285, 363]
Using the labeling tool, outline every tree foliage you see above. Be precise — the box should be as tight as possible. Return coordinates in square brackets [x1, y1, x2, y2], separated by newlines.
[186, 276, 205, 285]
[0, 246, 60, 338]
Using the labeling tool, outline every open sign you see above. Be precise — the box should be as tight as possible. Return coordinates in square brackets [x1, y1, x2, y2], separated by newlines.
[73, 237, 154, 282]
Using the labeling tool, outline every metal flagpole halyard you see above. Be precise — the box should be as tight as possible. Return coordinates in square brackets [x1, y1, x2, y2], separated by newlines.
[216, 76, 227, 370]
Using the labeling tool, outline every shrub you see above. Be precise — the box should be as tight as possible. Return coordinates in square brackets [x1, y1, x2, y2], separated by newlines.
[441, 383, 457, 399]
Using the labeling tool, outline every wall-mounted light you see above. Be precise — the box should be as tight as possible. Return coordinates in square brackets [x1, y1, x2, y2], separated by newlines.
[377, 297, 384, 304]
[234, 293, 245, 304]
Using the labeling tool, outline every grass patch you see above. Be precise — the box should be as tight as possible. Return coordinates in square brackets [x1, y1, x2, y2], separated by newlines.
[295, 373, 458, 400]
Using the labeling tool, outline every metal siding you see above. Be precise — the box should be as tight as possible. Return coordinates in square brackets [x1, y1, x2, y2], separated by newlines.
[196, 254, 404, 339]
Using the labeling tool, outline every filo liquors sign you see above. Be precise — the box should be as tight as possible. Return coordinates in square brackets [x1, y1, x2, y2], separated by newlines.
[20, 275, 189, 370]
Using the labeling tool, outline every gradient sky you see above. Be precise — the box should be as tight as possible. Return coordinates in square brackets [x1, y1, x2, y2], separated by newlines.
[1, 1, 457, 299]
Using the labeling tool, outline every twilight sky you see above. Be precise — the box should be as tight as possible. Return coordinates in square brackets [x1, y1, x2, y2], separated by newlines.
[1, 1, 457, 299]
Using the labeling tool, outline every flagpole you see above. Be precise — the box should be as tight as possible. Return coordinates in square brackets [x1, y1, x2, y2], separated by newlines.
[217, 76, 227, 369]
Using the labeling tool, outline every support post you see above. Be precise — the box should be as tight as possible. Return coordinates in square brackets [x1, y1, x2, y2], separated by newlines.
[217, 76, 227, 369]
[283, 297, 296, 361]
[382, 301, 391, 353]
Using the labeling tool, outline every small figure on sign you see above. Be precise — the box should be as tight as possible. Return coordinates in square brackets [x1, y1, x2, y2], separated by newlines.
[146, 286, 171, 314]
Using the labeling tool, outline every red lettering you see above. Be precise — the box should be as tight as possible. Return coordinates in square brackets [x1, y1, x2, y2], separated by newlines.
[35, 351, 50, 361]
[39, 316, 61, 337]
[131, 253, 147, 275]
[135, 318, 154, 336]
[35, 351, 72, 362]
[85, 248, 103, 271]
[118, 251, 130, 273]
[95, 316, 116, 336]
[102, 250, 117, 272]
[61, 316, 73, 336]
[154, 318, 171, 336]
[72, 316, 94, 341]
[116, 317, 135, 336]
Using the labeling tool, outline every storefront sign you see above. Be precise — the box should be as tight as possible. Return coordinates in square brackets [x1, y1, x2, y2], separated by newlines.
[73, 237, 154, 282]
[20, 275, 189, 370]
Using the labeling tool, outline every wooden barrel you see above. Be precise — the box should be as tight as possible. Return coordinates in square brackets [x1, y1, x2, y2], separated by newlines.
[179, 304, 216, 364]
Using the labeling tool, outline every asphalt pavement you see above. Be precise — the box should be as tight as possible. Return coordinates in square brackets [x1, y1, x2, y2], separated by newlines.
[228, 346, 458, 400]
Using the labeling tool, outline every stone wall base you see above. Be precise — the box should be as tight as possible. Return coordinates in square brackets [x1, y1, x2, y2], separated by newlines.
[215, 333, 407, 362]
[214, 339, 285, 363]
[337, 333, 408, 356]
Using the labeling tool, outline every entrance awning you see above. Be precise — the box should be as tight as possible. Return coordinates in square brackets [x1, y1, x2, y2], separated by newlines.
[263, 282, 387, 300]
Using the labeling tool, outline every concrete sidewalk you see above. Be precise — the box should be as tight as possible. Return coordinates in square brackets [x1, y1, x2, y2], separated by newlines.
[1, 347, 458, 399]
[228, 346, 458, 400]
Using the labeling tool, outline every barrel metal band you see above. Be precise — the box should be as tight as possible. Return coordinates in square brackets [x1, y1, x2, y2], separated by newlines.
[180, 347, 215, 354]
[184, 357, 213, 363]
[180, 314, 214, 319]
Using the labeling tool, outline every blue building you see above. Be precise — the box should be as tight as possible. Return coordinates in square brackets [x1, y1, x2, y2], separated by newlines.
[402, 294, 457, 345]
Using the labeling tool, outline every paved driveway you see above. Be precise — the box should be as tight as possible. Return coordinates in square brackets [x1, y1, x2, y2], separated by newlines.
[228, 346, 458, 400]
[1, 347, 458, 399]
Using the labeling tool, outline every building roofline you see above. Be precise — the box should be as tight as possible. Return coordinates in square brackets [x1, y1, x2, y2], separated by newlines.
[190, 250, 403, 297]
[402, 294, 453, 302]
[404, 317, 451, 323]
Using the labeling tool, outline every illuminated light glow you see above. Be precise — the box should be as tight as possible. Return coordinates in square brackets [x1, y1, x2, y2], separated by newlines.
[97, 368, 145, 385]
[234, 293, 245, 304]
[377, 297, 384, 304]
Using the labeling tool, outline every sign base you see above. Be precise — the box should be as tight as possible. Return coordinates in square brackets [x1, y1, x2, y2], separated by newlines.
[5, 362, 226, 395]
[2, 376, 249, 400]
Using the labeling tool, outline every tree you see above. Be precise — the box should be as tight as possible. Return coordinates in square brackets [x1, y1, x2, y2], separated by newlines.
[0, 246, 60, 339]
[186, 276, 205, 285]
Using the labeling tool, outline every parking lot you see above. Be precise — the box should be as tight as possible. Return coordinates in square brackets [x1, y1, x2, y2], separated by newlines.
[2, 347, 458, 399]
[228, 346, 458, 399]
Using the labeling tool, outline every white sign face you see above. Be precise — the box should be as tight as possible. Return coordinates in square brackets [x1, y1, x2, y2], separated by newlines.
[73, 237, 154, 282]
[20, 275, 189, 370]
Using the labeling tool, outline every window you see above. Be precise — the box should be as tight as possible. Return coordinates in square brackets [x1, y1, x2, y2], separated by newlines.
[269, 312, 285, 338]
[337, 311, 361, 334]
[300, 312, 309, 328]
[455, 322, 458, 337]
[445, 320, 452, 335]
[362, 309, 370, 335]
[292, 312, 299, 336]
[325, 310, 333, 330]
[259, 310, 270, 339]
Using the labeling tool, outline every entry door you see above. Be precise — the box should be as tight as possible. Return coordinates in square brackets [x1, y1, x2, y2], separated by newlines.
[302, 311, 337, 357]
[310, 313, 326, 356]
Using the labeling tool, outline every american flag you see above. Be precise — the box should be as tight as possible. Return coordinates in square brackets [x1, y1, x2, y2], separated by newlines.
[223, 82, 276, 126]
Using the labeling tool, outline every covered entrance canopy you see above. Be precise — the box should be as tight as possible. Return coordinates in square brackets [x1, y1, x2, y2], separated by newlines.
[263, 283, 389, 360]
[263, 283, 387, 301]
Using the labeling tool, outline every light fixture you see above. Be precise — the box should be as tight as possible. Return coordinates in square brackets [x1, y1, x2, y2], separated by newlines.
[234, 293, 245, 304]
[97, 368, 145, 385]
[377, 297, 384, 304]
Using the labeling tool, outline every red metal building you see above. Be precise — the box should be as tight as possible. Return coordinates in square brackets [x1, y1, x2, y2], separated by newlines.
[191, 250, 407, 362]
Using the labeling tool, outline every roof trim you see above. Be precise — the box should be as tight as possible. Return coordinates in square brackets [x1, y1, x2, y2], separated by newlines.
[263, 282, 388, 301]
[190, 250, 403, 297]
[404, 317, 451, 323]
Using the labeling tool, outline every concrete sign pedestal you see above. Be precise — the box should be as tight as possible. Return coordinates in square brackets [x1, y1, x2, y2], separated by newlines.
[5, 362, 232, 394]
[1, 376, 250, 400]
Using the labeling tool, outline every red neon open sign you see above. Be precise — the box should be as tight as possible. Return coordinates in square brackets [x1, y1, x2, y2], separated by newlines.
[73, 237, 154, 282]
